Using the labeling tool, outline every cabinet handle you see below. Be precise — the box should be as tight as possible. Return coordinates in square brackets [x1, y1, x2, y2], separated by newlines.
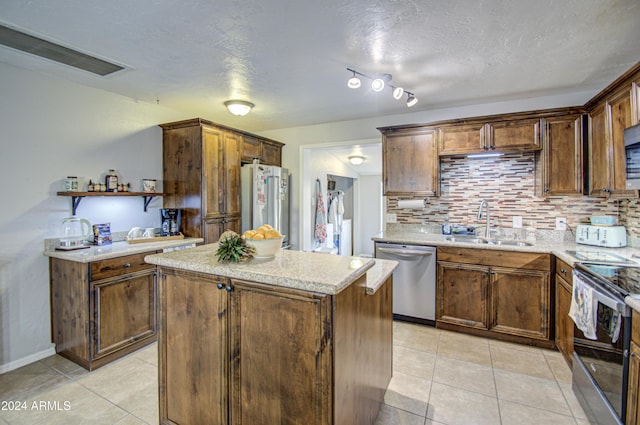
[225, 285, 234, 292]
[123, 263, 131, 268]
[560, 268, 566, 274]
[217, 283, 225, 290]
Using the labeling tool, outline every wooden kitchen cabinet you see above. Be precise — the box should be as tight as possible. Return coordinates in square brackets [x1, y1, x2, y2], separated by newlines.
[241, 135, 284, 166]
[585, 64, 640, 197]
[436, 247, 552, 347]
[49, 252, 157, 370]
[436, 117, 542, 156]
[158, 267, 392, 425]
[161, 119, 242, 243]
[487, 118, 542, 152]
[436, 262, 490, 330]
[555, 258, 574, 366]
[437, 122, 487, 156]
[627, 339, 640, 425]
[380, 127, 438, 196]
[539, 114, 584, 196]
[203, 216, 241, 243]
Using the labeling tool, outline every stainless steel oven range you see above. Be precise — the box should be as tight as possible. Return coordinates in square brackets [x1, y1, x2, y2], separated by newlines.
[571, 261, 640, 424]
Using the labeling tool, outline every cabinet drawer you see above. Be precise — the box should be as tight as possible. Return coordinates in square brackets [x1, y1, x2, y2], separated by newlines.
[437, 247, 550, 271]
[91, 252, 156, 281]
[556, 258, 573, 284]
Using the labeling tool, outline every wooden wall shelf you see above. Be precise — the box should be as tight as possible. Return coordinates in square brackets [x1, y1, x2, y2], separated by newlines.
[57, 191, 164, 215]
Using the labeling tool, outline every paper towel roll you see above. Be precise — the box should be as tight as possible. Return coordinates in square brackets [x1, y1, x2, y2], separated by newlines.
[397, 199, 425, 209]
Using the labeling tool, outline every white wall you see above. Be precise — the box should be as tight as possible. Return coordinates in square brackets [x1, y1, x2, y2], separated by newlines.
[0, 62, 185, 372]
[0, 59, 595, 371]
[358, 175, 383, 256]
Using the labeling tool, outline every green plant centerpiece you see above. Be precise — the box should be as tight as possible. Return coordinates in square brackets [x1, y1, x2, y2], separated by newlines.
[215, 230, 256, 263]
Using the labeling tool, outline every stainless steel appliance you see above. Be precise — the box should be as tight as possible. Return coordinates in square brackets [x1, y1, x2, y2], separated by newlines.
[571, 262, 639, 424]
[160, 208, 181, 236]
[241, 160, 290, 247]
[374, 242, 436, 325]
[576, 224, 627, 248]
[625, 123, 640, 190]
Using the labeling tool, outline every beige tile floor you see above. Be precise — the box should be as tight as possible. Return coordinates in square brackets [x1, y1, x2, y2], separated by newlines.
[0, 321, 590, 425]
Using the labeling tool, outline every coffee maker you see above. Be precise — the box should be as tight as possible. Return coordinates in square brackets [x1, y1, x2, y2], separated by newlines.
[160, 209, 182, 236]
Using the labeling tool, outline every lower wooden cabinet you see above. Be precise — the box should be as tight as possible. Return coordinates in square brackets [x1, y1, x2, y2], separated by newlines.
[436, 247, 552, 346]
[555, 258, 574, 365]
[627, 311, 640, 424]
[158, 267, 392, 425]
[49, 252, 158, 370]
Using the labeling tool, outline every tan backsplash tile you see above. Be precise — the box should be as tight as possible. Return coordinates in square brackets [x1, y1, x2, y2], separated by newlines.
[387, 153, 639, 241]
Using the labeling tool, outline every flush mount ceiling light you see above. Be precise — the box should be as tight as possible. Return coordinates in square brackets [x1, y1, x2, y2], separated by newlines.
[224, 100, 255, 116]
[346, 68, 418, 107]
[348, 155, 366, 166]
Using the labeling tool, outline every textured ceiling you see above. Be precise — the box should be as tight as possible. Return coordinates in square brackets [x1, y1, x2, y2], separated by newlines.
[1, 0, 639, 133]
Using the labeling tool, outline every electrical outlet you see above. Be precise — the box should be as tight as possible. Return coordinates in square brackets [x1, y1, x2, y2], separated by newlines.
[513, 216, 523, 229]
[556, 217, 567, 231]
[386, 213, 397, 223]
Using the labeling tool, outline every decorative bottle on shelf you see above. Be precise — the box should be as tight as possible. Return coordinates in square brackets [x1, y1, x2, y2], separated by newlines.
[105, 169, 119, 192]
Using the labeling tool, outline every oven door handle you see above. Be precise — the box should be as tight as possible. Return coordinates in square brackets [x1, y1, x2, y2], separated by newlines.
[376, 247, 434, 257]
[574, 271, 627, 314]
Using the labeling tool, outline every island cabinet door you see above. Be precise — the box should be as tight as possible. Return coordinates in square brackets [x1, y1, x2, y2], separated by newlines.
[158, 269, 229, 425]
[228, 280, 332, 425]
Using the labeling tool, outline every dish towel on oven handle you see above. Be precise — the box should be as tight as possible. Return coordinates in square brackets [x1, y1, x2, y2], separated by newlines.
[568, 271, 598, 340]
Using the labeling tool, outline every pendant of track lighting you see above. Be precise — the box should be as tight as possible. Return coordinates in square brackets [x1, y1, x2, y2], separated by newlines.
[371, 73, 392, 92]
[346, 68, 417, 108]
[406, 92, 418, 107]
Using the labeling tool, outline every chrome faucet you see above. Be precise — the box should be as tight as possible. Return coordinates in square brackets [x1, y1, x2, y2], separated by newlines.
[477, 199, 490, 239]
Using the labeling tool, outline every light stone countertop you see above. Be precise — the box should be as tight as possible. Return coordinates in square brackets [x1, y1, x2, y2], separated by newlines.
[374, 230, 640, 312]
[43, 238, 204, 262]
[145, 243, 395, 296]
[373, 230, 640, 267]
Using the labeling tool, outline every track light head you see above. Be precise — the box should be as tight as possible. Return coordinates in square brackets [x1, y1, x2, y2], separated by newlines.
[392, 86, 404, 99]
[347, 69, 361, 89]
[371, 78, 385, 92]
[406, 92, 418, 107]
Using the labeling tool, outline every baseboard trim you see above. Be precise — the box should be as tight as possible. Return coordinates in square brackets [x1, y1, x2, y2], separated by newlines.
[0, 344, 56, 374]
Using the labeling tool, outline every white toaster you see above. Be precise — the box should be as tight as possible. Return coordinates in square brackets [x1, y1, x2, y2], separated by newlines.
[575, 224, 627, 248]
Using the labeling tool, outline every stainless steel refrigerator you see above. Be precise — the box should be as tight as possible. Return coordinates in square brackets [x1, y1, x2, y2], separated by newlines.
[241, 160, 290, 247]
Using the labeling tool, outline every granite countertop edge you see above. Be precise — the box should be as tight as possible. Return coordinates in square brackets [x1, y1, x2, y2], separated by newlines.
[145, 245, 382, 296]
[43, 238, 204, 262]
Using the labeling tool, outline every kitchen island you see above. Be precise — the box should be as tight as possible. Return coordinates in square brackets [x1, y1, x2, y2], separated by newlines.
[144, 244, 397, 425]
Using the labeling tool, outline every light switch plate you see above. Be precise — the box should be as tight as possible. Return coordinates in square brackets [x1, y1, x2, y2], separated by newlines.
[513, 216, 523, 228]
[556, 217, 567, 231]
[386, 213, 397, 223]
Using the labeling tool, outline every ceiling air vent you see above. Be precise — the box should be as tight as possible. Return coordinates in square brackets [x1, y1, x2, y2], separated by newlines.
[0, 24, 124, 76]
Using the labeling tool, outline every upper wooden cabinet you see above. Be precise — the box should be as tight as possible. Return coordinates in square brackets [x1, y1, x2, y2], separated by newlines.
[584, 62, 640, 197]
[380, 127, 438, 196]
[241, 135, 284, 166]
[437, 117, 542, 156]
[161, 119, 285, 243]
[538, 113, 584, 196]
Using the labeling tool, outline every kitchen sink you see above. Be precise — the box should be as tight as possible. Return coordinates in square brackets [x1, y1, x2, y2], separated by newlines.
[443, 235, 488, 244]
[443, 235, 533, 247]
[492, 240, 534, 247]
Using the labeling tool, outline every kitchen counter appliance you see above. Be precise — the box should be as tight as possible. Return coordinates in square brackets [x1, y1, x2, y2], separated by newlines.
[576, 224, 627, 248]
[571, 262, 637, 424]
[374, 242, 436, 325]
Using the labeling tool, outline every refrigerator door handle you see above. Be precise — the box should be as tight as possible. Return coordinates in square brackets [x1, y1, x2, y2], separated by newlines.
[273, 175, 280, 232]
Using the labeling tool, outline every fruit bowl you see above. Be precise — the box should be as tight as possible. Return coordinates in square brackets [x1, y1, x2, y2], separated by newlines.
[245, 237, 284, 258]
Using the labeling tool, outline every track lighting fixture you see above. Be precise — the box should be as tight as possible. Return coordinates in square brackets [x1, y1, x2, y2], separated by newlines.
[224, 100, 255, 116]
[346, 68, 418, 107]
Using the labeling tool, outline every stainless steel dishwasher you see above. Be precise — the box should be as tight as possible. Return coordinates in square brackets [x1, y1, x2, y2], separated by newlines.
[374, 242, 436, 325]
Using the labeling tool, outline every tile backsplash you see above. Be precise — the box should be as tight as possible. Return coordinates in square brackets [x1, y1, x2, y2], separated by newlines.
[386, 152, 640, 243]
